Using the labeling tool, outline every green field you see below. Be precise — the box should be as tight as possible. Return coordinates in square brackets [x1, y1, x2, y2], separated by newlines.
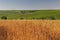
[0, 10, 60, 20]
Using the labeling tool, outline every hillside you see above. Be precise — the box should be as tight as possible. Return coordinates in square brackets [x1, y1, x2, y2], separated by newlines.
[0, 10, 60, 19]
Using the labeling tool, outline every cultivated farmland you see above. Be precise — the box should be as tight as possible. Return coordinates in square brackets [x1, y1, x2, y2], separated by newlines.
[0, 10, 60, 19]
[0, 20, 60, 40]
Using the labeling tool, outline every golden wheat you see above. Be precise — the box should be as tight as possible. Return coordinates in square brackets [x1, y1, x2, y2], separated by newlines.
[0, 20, 60, 40]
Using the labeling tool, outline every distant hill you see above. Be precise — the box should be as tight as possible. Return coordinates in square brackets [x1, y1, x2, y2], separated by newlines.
[0, 10, 60, 20]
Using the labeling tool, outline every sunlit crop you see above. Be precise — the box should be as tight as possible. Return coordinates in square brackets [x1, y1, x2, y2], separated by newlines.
[0, 20, 60, 40]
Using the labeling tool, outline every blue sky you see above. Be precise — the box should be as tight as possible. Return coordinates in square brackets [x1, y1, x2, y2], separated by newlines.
[0, 0, 60, 10]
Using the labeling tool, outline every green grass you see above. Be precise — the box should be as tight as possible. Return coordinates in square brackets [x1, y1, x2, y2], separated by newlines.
[0, 10, 60, 20]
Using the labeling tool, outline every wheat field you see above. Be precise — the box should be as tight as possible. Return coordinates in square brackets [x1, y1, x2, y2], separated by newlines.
[0, 20, 60, 40]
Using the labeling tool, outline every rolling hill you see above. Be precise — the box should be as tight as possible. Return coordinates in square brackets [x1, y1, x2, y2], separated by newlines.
[0, 10, 60, 20]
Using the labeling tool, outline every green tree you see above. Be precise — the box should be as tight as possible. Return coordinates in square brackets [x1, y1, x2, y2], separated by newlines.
[1, 16, 7, 20]
[21, 11, 25, 14]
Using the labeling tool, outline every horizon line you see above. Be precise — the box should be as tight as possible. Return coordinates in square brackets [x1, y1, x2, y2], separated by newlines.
[0, 9, 60, 10]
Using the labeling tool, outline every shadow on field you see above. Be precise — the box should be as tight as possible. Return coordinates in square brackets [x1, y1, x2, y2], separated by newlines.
[0, 26, 7, 40]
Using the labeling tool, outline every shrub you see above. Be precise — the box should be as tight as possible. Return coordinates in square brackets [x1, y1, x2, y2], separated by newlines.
[20, 17, 24, 20]
[50, 16, 56, 20]
[32, 17, 35, 19]
[40, 17, 46, 20]
[21, 11, 25, 14]
[1, 16, 7, 20]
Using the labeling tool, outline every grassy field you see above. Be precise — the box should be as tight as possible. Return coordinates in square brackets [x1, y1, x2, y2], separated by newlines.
[0, 20, 60, 40]
[0, 10, 60, 20]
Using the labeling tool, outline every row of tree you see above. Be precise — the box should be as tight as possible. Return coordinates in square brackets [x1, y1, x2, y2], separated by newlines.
[1, 16, 56, 20]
